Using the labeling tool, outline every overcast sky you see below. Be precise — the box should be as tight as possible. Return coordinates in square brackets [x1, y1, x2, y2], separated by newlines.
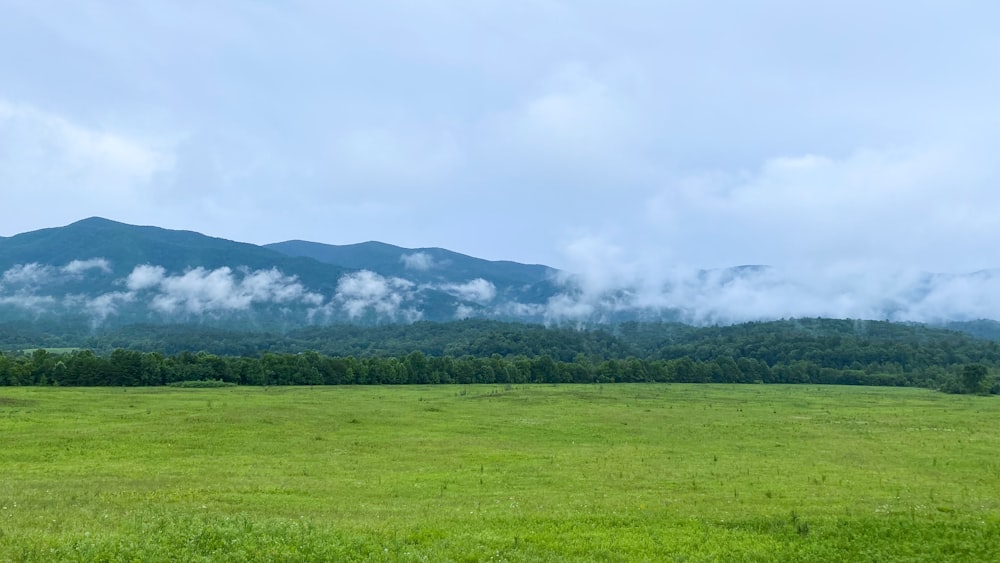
[2, 1, 999, 274]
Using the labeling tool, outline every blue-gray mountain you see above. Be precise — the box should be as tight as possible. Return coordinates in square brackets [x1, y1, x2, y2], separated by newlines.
[1, 218, 999, 334]
[0, 218, 562, 328]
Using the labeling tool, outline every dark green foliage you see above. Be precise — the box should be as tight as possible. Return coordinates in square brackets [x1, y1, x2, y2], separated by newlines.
[2, 318, 999, 391]
[961, 364, 988, 394]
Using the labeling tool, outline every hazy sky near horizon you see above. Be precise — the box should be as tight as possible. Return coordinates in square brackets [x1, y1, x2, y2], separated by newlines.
[2, 1, 999, 274]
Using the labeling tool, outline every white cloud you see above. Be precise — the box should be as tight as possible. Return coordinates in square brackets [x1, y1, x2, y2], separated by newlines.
[0, 293, 57, 311]
[4, 2, 1000, 282]
[82, 291, 135, 322]
[126, 265, 167, 291]
[62, 258, 112, 275]
[0, 100, 173, 208]
[437, 278, 496, 304]
[644, 145, 999, 271]
[334, 270, 419, 320]
[151, 267, 242, 313]
[493, 301, 546, 319]
[401, 252, 438, 271]
[556, 236, 638, 296]
[3, 259, 112, 290]
[124, 265, 322, 314]
[240, 268, 323, 305]
[481, 61, 649, 184]
[544, 293, 597, 323]
[539, 260, 1000, 326]
[1, 263, 55, 287]
[894, 271, 1000, 323]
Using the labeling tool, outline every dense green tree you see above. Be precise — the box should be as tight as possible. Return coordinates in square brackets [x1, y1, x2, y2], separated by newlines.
[962, 364, 988, 394]
[3, 317, 1000, 393]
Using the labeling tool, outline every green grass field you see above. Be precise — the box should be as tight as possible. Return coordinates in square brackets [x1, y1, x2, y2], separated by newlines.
[1, 384, 998, 561]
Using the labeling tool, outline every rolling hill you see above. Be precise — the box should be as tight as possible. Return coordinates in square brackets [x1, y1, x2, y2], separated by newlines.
[2, 218, 1000, 338]
[266, 240, 555, 286]
[0, 218, 561, 328]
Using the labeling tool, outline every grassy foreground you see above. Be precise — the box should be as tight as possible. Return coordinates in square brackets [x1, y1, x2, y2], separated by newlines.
[1, 384, 998, 562]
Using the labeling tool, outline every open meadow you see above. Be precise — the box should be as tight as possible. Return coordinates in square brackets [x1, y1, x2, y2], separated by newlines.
[1, 384, 998, 561]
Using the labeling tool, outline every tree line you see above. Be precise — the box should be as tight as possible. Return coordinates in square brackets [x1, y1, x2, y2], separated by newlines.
[0, 347, 993, 393]
[2, 318, 999, 393]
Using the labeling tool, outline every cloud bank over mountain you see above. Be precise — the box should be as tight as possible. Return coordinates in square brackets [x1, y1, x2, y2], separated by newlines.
[0, 260, 327, 322]
[330, 270, 420, 322]
[125, 266, 324, 315]
[546, 265, 1000, 325]
[2, 253, 1000, 328]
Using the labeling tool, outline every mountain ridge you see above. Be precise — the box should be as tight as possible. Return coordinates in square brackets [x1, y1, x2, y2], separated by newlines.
[2, 218, 1000, 331]
[265, 239, 557, 289]
[0, 217, 560, 327]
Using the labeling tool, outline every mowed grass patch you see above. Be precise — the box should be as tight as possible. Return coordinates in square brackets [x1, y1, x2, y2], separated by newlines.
[1, 384, 998, 561]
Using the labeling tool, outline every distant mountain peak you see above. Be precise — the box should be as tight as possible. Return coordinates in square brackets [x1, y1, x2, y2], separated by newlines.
[63, 217, 138, 231]
[71, 216, 121, 226]
[0, 218, 561, 327]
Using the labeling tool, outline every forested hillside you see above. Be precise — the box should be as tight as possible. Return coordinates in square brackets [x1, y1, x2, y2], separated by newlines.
[1, 318, 997, 393]
[0, 218, 559, 325]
